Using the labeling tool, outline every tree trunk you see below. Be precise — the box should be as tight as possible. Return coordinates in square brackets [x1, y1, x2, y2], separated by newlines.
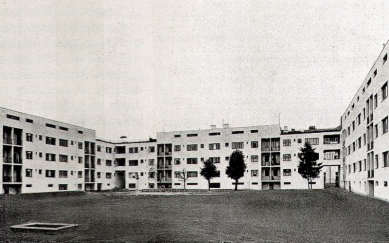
[235, 179, 238, 191]
[208, 180, 210, 191]
[184, 180, 186, 189]
[307, 179, 310, 189]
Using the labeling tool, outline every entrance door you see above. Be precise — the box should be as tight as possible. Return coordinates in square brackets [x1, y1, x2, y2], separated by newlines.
[368, 181, 374, 197]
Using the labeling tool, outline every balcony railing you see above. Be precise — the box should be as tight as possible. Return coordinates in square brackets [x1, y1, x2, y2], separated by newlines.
[271, 146, 280, 151]
[261, 161, 270, 166]
[3, 156, 12, 163]
[3, 176, 12, 182]
[3, 138, 12, 145]
[261, 147, 271, 152]
[165, 152, 172, 156]
[261, 176, 271, 180]
[271, 160, 280, 166]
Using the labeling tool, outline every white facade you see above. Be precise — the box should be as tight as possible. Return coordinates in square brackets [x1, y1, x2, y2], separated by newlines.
[341, 40, 389, 201]
[281, 128, 341, 190]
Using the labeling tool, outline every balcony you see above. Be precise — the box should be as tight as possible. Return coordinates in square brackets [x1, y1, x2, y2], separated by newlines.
[165, 151, 172, 156]
[271, 146, 280, 152]
[261, 161, 270, 166]
[157, 152, 164, 156]
[261, 146, 271, 152]
[261, 176, 271, 181]
[271, 160, 280, 166]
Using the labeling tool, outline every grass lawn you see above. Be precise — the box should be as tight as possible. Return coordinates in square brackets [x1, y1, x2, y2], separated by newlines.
[1, 188, 389, 242]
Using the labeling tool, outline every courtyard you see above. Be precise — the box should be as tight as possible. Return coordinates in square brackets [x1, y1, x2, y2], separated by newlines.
[1, 188, 389, 242]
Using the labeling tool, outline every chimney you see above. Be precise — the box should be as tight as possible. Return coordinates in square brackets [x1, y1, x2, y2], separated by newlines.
[283, 126, 288, 131]
[223, 124, 229, 129]
[291, 128, 295, 132]
[211, 125, 216, 129]
[309, 126, 316, 130]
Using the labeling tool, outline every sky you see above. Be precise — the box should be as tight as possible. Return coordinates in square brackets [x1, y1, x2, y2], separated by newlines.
[1, 1, 389, 140]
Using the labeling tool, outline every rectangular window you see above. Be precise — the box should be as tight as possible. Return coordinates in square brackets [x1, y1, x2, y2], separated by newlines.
[129, 160, 139, 166]
[129, 147, 138, 153]
[375, 124, 379, 138]
[46, 123, 56, 129]
[26, 118, 33, 123]
[97, 145, 101, 152]
[209, 132, 220, 136]
[187, 144, 198, 151]
[45, 170, 55, 178]
[251, 155, 258, 162]
[383, 152, 388, 167]
[231, 142, 244, 149]
[382, 82, 388, 101]
[187, 158, 198, 164]
[363, 134, 366, 145]
[58, 126, 68, 131]
[283, 169, 291, 176]
[106, 173, 112, 179]
[78, 142, 83, 149]
[283, 139, 291, 146]
[149, 159, 155, 166]
[106, 160, 112, 166]
[106, 147, 112, 153]
[305, 138, 319, 145]
[78, 130, 83, 134]
[251, 141, 258, 148]
[59, 139, 68, 147]
[384, 53, 388, 64]
[375, 155, 379, 169]
[297, 139, 302, 143]
[59, 155, 68, 162]
[59, 170, 68, 178]
[59, 184, 68, 190]
[174, 171, 181, 178]
[251, 130, 258, 133]
[382, 117, 388, 134]
[26, 151, 33, 160]
[251, 170, 258, 177]
[209, 143, 220, 150]
[78, 171, 82, 178]
[25, 169, 32, 177]
[283, 154, 291, 161]
[209, 157, 220, 163]
[374, 94, 378, 109]
[174, 158, 181, 165]
[45, 153, 56, 162]
[26, 133, 33, 142]
[358, 137, 362, 149]
[46, 137, 56, 145]
[6, 114, 20, 120]
[187, 171, 198, 177]
[174, 145, 181, 151]
[187, 134, 198, 137]
[232, 131, 244, 134]
[174, 134, 181, 138]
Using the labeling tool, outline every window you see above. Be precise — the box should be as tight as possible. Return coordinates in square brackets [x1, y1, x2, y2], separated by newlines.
[358, 137, 362, 149]
[26, 118, 33, 123]
[225, 143, 229, 147]
[25, 169, 32, 177]
[97, 145, 101, 152]
[59, 126, 68, 131]
[374, 69, 377, 77]
[46, 137, 56, 145]
[149, 159, 154, 166]
[174, 145, 181, 151]
[78, 171, 82, 178]
[174, 134, 181, 138]
[78, 130, 83, 134]
[106, 147, 112, 153]
[129, 160, 139, 166]
[46, 123, 56, 129]
[323, 150, 340, 160]
[78, 142, 83, 149]
[187, 158, 198, 164]
[6, 114, 20, 120]
[384, 53, 388, 64]
[39, 135, 42, 141]
[106, 160, 112, 166]
[305, 138, 319, 145]
[251, 141, 258, 148]
[59, 139, 68, 147]
[59, 184, 68, 190]
[106, 173, 112, 179]
[232, 131, 244, 134]
[78, 157, 83, 164]
[283, 169, 291, 176]
[148, 146, 155, 152]
[283, 154, 291, 161]
[297, 139, 302, 143]
[375, 124, 379, 138]
[210, 157, 220, 163]
[382, 117, 388, 134]
[209, 143, 220, 150]
[26, 151, 33, 160]
[96, 172, 101, 178]
[174, 171, 181, 178]
[382, 82, 388, 101]
[251, 130, 258, 133]
[187, 144, 198, 151]
[97, 158, 101, 165]
[232, 142, 244, 149]
[367, 78, 371, 87]
[375, 155, 379, 169]
[358, 161, 362, 171]
[209, 132, 220, 136]
[174, 158, 181, 165]
[374, 94, 378, 109]
[251, 155, 258, 162]
[59, 170, 68, 178]
[45, 170, 55, 178]
[383, 152, 388, 167]
[358, 114, 361, 125]
[187, 134, 198, 137]
[45, 153, 56, 162]
[26, 133, 33, 142]
[251, 170, 258, 177]
[129, 147, 138, 153]
[148, 172, 155, 179]
[187, 171, 198, 177]
[352, 121, 355, 131]
[363, 133, 366, 145]
[59, 155, 68, 162]
[283, 139, 291, 146]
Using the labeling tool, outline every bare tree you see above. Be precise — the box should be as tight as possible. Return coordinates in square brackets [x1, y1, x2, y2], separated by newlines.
[178, 169, 189, 189]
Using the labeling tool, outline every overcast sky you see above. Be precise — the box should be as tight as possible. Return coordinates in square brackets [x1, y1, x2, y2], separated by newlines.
[1, 1, 389, 140]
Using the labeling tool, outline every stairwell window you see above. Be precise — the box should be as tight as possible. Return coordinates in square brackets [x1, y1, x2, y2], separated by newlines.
[232, 142, 244, 149]
[187, 144, 198, 151]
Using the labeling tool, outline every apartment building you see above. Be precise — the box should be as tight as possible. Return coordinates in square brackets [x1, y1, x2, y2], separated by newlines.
[280, 126, 341, 189]
[341, 41, 389, 201]
[156, 124, 282, 190]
